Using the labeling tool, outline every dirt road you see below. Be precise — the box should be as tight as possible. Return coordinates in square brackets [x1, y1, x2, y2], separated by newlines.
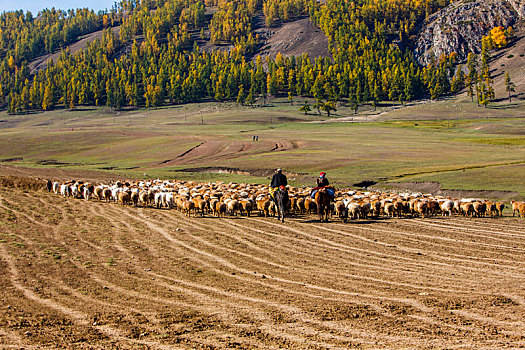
[1, 186, 525, 348]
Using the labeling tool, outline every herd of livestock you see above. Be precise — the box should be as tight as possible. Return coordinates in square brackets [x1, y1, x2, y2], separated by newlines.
[46, 179, 525, 221]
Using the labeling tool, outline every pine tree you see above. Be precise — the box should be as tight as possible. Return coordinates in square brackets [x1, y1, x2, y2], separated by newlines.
[504, 71, 515, 103]
[466, 53, 478, 102]
[299, 102, 311, 115]
[321, 100, 336, 117]
[42, 84, 55, 111]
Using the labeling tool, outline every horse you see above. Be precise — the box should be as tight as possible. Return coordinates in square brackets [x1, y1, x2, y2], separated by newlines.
[274, 187, 289, 223]
[315, 187, 331, 222]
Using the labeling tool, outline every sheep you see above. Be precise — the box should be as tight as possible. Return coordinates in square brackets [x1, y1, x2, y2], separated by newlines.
[209, 198, 219, 215]
[83, 186, 92, 202]
[102, 188, 112, 202]
[130, 190, 139, 207]
[347, 202, 362, 220]
[427, 201, 440, 216]
[473, 202, 486, 218]
[118, 191, 131, 206]
[370, 200, 381, 217]
[334, 201, 347, 221]
[215, 201, 226, 217]
[60, 184, 70, 197]
[485, 201, 497, 217]
[257, 198, 271, 217]
[52, 181, 60, 194]
[139, 191, 149, 208]
[304, 198, 317, 214]
[496, 202, 505, 217]
[384, 202, 395, 218]
[296, 197, 305, 213]
[415, 201, 428, 218]
[519, 203, 525, 218]
[182, 200, 195, 217]
[511, 201, 523, 217]
[93, 186, 104, 201]
[460, 202, 474, 218]
[240, 200, 254, 217]
[227, 199, 239, 216]
[440, 200, 454, 217]
[194, 198, 207, 217]
[165, 192, 174, 209]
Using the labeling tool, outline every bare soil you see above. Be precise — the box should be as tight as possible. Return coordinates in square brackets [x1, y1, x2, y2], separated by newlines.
[257, 18, 330, 60]
[1, 175, 525, 348]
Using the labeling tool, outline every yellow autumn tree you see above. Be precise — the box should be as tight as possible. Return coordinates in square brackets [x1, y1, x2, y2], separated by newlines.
[489, 26, 508, 49]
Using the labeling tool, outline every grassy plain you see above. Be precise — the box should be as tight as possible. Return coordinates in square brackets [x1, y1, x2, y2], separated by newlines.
[0, 97, 524, 198]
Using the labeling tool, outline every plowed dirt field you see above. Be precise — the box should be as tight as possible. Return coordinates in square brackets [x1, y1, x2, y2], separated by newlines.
[1, 185, 525, 349]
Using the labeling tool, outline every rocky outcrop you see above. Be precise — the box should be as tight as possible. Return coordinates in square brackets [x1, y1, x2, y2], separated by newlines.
[507, 0, 525, 18]
[414, 0, 522, 66]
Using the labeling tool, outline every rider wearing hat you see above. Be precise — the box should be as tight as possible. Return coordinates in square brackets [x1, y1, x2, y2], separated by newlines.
[269, 168, 287, 200]
[317, 172, 329, 187]
[312, 171, 334, 199]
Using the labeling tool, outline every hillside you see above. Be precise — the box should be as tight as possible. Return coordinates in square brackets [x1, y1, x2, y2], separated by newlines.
[28, 26, 121, 74]
[1, 0, 524, 114]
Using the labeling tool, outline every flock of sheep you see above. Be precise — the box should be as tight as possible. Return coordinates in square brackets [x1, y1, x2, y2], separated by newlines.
[47, 179, 525, 221]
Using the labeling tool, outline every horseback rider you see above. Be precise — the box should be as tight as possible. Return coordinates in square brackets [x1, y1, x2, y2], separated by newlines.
[317, 172, 329, 187]
[311, 172, 335, 200]
[269, 168, 287, 201]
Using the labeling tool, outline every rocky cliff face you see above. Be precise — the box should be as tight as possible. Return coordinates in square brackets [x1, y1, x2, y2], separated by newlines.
[414, 0, 522, 66]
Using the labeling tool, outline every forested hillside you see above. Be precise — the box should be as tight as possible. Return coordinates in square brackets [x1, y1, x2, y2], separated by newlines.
[0, 0, 519, 114]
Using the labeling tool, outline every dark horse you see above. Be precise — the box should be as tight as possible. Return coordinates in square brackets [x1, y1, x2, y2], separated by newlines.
[274, 187, 289, 223]
[315, 187, 331, 222]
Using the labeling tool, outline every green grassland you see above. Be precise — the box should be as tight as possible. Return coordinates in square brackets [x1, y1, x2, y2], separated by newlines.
[1, 98, 524, 199]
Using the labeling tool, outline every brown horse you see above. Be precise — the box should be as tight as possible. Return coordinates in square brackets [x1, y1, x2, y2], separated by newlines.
[315, 188, 330, 222]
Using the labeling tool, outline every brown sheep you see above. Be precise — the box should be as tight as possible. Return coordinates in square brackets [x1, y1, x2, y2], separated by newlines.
[102, 188, 112, 202]
[215, 201, 226, 217]
[519, 203, 525, 218]
[416, 201, 428, 218]
[511, 201, 523, 217]
[193, 198, 207, 217]
[240, 200, 253, 217]
[496, 202, 505, 217]
[370, 200, 381, 217]
[334, 201, 347, 220]
[296, 197, 305, 213]
[393, 201, 404, 217]
[94, 186, 104, 201]
[304, 198, 317, 214]
[139, 191, 149, 208]
[130, 191, 139, 207]
[209, 199, 219, 215]
[485, 202, 497, 217]
[460, 202, 474, 218]
[384, 202, 395, 218]
[182, 200, 195, 217]
[473, 202, 486, 217]
[118, 191, 131, 206]
[427, 201, 440, 216]
[257, 198, 271, 217]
